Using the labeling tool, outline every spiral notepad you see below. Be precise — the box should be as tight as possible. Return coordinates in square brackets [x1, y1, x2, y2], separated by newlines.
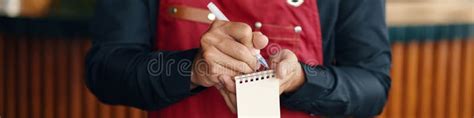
[235, 70, 280, 118]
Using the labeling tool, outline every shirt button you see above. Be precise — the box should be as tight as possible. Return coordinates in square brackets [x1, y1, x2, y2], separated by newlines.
[294, 26, 302, 33]
[207, 13, 216, 21]
[255, 22, 262, 29]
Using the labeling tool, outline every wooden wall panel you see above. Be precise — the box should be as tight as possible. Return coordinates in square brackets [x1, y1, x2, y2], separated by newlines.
[43, 39, 56, 118]
[55, 39, 69, 118]
[5, 36, 17, 118]
[99, 103, 112, 118]
[0, 34, 4, 116]
[113, 106, 128, 118]
[461, 39, 474, 118]
[418, 41, 434, 118]
[69, 39, 83, 118]
[387, 42, 405, 118]
[447, 40, 462, 118]
[82, 41, 99, 118]
[403, 41, 419, 117]
[381, 39, 474, 118]
[0, 37, 149, 118]
[30, 39, 43, 118]
[433, 40, 449, 118]
[17, 37, 29, 118]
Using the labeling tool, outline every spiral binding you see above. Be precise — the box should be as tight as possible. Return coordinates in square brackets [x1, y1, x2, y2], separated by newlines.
[235, 70, 276, 84]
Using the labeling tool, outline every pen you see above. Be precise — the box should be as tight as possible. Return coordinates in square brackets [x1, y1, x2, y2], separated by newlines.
[207, 2, 270, 70]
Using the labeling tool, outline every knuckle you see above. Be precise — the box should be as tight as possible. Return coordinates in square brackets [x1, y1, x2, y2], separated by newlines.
[203, 33, 225, 46]
[211, 20, 225, 28]
[201, 33, 213, 44]
[202, 51, 214, 60]
[214, 38, 225, 46]
[235, 22, 252, 32]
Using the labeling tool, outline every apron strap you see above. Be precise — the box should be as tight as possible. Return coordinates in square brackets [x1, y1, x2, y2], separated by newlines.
[166, 5, 214, 24]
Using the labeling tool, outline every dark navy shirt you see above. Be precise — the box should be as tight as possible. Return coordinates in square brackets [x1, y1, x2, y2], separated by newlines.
[86, 0, 391, 117]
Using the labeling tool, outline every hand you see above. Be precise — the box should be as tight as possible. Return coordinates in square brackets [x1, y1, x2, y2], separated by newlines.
[190, 20, 268, 113]
[269, 49, 305, 94]
[191, 20, 269, 87]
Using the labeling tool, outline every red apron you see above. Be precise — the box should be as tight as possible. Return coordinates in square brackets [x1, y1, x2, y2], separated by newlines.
[151, 0, 323, 117]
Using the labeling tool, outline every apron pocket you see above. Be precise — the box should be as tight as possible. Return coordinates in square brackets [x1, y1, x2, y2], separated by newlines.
[259, 23, 301, 55]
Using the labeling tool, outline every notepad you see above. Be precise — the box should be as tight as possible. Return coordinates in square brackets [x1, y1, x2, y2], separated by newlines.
[235, 70, 280, 118]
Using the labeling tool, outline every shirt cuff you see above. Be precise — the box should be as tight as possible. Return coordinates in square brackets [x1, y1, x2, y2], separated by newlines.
[280, 63, 335, 109]
[158, 49, 201, 100]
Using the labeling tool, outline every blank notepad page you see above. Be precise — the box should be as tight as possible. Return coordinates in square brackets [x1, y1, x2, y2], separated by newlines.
[235, 70, 280, 118]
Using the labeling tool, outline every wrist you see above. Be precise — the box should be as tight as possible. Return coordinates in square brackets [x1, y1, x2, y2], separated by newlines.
[190, 49, 203, 90]
[284, 65, 305, 93]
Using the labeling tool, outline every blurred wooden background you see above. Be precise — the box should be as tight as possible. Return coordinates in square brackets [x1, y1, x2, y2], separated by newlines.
[381, 25, 474, 118]
[0, 36, 147, 118]
[0, 0, 473, 118]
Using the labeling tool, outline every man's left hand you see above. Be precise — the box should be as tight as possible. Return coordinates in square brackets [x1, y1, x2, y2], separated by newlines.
[269, 49, 305, 94]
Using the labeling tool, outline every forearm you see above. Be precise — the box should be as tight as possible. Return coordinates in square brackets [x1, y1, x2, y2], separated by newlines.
[281, 64, 390, 116]
[85, 47, 201, 110]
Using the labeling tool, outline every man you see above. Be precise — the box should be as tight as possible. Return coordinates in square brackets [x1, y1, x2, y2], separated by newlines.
[86, 0, 391, 117]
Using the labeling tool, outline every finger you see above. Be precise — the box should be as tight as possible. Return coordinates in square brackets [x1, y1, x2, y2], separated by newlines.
[207, 47, 255, 73]
[215, 82, 224, 90]
[209, 20, 228, 29]
[220, 74, 236, 93]
[221, 22, 253, 48]
[228, 92, 237, 113]
[269, 49, 288, 64]
[202, 28, 259, 70]
[276, 60, 293, 86]
[269, 52, 285, 70]
[211, 39, 260, 70]
[217, 86, 237, 113]
[202, 74, 220, 87]
[196, 63, 218, 87]
[270, 50, 297, 84]
[208, 62, 240, 77]
[269, 49, 297, 68]
[252, 32, 269, 50]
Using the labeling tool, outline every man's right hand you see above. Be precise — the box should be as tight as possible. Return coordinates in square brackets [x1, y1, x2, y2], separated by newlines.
[191, 20, 268, 88]
[190, 20, 268, 113]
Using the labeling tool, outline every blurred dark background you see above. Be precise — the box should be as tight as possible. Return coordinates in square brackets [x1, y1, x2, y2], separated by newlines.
[0, 0, 473, 118]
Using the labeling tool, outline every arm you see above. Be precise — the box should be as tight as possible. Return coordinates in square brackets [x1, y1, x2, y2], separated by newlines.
[281, 0, 391, 116]
[85, 0, 200, 110]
